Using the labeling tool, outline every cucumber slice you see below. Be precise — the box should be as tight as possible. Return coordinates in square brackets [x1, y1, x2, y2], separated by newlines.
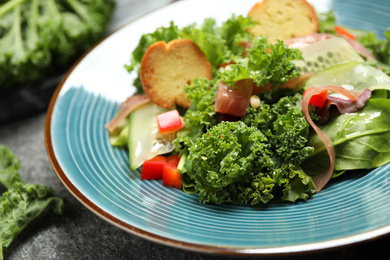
[304, 62, 390, 93]
[128, 102, 174, 170]
[293, 37, 364, 73]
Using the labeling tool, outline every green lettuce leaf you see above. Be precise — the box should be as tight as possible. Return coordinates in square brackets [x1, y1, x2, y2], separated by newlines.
[303, 98, 390, 176]
[124, 21, 180, 92]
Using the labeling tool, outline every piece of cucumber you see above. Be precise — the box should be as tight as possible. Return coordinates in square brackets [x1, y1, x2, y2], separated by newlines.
[128, 102, 174, 170]
[304, 62, 390, 92]
[293, 37, 364, 73]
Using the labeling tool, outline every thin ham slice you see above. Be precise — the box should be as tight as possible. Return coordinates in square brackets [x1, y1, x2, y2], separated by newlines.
[105, 94, 150, 133]
[302, 86, 359, 191]
[283, 33, 334, 49]
[214, 80, 253, 117]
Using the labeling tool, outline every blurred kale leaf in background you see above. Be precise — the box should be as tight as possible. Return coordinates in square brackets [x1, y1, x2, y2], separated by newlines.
[0, 0, 115, 89]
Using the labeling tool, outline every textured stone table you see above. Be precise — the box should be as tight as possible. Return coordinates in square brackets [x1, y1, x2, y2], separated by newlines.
[1, 1, 389, 259]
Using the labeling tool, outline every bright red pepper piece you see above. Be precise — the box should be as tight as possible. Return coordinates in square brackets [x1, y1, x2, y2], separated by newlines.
[166, 154, 180, 167]
[303, 87, 328, 108]
[156, 110, 183, 134]
[140, 156, 167, 180]
[162, 164, 182, 189]
[334, 26, 356, 40]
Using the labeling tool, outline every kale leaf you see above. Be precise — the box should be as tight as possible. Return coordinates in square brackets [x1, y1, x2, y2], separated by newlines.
[173, 78, 218, 155]
[0, 145, 65, 259]
[0, 145, 22, 189]
[218, 37, 303, 87]
[0, 0, 115, 88]
[185, 121, 275, 204]
[0, 183, 65, 256]
[303, 98, 390, 176]
[183, 95, 316, 205]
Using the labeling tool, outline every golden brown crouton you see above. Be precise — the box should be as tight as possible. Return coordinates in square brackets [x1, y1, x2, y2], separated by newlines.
[140, 39, 212, 108]
[247, 0, 319, 41]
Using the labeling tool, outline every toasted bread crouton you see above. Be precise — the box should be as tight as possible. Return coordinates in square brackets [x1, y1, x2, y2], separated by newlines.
[248, 0, 319, 41]
[140, 39, 212, 108]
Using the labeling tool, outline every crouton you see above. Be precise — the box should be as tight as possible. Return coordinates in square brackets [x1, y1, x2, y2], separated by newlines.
[247, 0, 319, 41]
[140, 39, 212, 108]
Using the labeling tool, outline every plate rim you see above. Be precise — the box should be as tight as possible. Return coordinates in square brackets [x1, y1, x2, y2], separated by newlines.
[44, 0, 390, 256]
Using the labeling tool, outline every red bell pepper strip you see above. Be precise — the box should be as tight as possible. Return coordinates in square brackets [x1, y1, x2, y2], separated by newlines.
[334, 26, 356, 40]
[162, 164, 182, 189]
[162, 154, 182, 189]
[303, 87, 328, 108]
[156, 110, 183, 134]
[140, 156, 167, 180]
[166, 154, 180, 167]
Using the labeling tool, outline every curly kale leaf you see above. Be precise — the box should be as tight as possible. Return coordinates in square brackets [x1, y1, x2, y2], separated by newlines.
[186, 121, 275, 204]
[0, 183, 65, 254]
[218, 37, 303, 87]
[0, 145, 65, 259]
[185, 118, 316, 205]
[0, 145, 23, 190]
[244, 94, 314, 167]
[173, 78, 218, 155]
[0, 0, 115, 88]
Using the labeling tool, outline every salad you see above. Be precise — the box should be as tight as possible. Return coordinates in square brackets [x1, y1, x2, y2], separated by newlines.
[105, 1, 390, 205]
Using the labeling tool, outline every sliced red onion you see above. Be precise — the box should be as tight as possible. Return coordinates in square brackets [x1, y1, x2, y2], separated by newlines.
[317, 89, 372, 122]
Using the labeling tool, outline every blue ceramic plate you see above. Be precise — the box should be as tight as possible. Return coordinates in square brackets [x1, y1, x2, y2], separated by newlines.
[45, 0, 390, 255]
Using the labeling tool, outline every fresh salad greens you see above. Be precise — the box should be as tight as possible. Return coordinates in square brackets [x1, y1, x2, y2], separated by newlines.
[0, 145, 64, 260]
[0, 0, 115, 89]
[110, 8, 390, 205]
[125, 15, 256, 93]
[179, 95, 316, 204]
[303, 97, 390, 176]
[219, 37, 303, 87]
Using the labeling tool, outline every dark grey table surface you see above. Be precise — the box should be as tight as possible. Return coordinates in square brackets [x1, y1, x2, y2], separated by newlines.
[1, 1, 390, 259]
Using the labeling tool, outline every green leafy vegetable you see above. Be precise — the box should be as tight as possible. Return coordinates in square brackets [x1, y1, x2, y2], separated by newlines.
[0, 183, 65, 257]
[318, 10, 337, 33]
[302, 98, 390, 177]
[185, 121, 275, 204]
[218, 37, 303, 87]
[357, 29, 390, 75]
[125, 14, 255, 92]
[0, 145, 22, 189]
[0, 145, 65, 259]
[124, 21, 179, 93]
[245, 94, 314, 166]
[182, 95, 316, 205]
[173, 78, 218, 155]
[0, 0, 115, 88]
